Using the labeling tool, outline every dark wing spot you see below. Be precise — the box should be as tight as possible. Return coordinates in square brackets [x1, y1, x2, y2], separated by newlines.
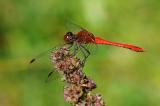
[48, 71, 53, 78]
[29, 58, 35, 64]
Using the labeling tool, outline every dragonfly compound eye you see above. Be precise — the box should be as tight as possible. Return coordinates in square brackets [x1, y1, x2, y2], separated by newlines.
[64, 32, 75, 43]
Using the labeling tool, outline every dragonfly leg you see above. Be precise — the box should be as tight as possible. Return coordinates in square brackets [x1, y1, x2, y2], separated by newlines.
[63, 43, 73, 49]
[73, 43, 79, 55]
[79, 45, 90, 66]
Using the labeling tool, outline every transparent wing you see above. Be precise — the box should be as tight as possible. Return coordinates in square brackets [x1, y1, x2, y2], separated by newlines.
[65, 20, 85, 34]
[83, 43, 98, 55]
[29, 44, 65, 64]
[29, 48, 53, 64]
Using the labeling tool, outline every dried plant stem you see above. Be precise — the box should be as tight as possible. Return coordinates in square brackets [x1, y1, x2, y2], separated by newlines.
[51, 45, 106, 106]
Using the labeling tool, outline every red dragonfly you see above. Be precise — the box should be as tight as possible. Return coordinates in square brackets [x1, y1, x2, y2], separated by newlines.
[30, 22, 144, 79]
[30, 22, 144, 65]
[63, 23, 144, 65]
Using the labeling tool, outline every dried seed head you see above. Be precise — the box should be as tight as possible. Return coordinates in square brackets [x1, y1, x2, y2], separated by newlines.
[64, 84, 83, 103]
[51, 45, 106, 105]
[81, 77, 97, 91]
[92, 94, 106, 106]
[51, 47, 82, 74]
[66, 69, 84, 84]
[76, 94, 106, 106]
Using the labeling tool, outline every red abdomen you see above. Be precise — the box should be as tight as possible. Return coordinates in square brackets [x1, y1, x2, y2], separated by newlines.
[95, 37, 144, 52]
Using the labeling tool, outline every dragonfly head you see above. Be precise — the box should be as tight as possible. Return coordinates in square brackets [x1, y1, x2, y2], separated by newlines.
[64, 32, 75, 44]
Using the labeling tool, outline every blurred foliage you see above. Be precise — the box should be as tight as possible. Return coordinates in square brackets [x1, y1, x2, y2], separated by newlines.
[0, 0, 160, 106]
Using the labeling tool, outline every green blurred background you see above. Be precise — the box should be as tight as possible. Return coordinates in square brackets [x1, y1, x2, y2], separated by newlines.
[0, 0, 159, 106]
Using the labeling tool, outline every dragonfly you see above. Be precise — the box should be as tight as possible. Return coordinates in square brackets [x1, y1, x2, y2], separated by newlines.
[30, 22, 144, 79]
[63, 23, 144, 65]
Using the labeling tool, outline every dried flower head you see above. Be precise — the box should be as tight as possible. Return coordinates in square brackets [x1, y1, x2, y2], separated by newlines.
[51, 45, 106, 106]
[64, 84, 83, 103]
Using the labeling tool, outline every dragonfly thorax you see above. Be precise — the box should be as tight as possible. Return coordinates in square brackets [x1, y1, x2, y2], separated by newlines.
[64, 32, 76, 44]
